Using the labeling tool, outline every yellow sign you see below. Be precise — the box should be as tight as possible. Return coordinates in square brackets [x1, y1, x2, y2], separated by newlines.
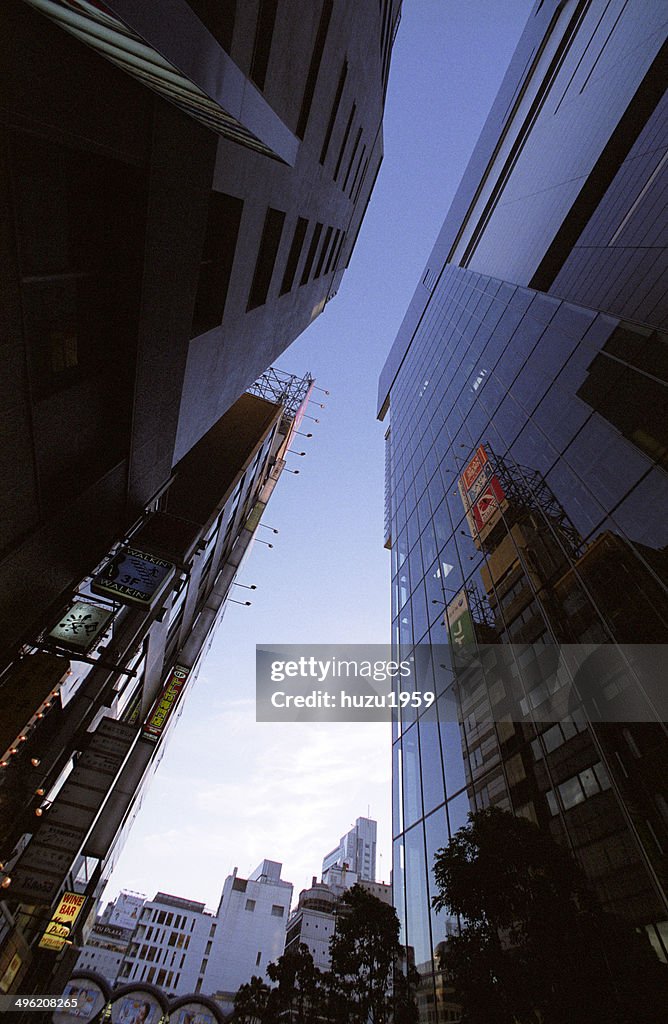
[38, 892, 86, 951]
[142, 666, 190, 742]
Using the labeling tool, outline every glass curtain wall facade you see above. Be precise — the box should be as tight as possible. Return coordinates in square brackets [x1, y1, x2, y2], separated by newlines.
[380, 3, 668, 1020]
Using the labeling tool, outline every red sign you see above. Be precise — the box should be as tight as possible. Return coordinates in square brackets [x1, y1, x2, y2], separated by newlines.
[472, 476, 506, 531]
[460, 445, 488, 491]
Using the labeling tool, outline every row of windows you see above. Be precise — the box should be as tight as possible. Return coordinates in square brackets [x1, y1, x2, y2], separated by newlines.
[247, 208, 344, 313]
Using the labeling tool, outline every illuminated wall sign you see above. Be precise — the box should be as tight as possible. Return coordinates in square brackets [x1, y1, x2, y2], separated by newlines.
[446, 590, 475, 650]
[460, 445, 488, 491]
[92, 547, 174, 607]
[465, 462, 493, 505]
[472, 476, 507, 532]
[38, 892, 86, 951]
[141, 665, 190, 743]
[47, 602, 112, 652]
[458, 445, 508, 541]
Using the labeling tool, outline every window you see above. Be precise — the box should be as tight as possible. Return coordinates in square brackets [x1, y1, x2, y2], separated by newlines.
[247, 207, 286, 310]
[296, 0, 333, 137]
[157, 969, 166, 986]
[320, 61, 348, 164]
[271, 905, 285, 917]
[547, 761, 612, 814]
[256, 951, 262, 966]
[324, 228, 341, 275]
[245, 899, 256, 912]
[192, 192, 243, 336]
[334, 103, 355, 180]
[146, 967, 156, 984]
[342, 126, 363, 192]
[209, 923, 217, 937]
[280, 217, 308, 295]
[314, 225, 333, 278]
[300, 223, 323, 285]
[249, 0, 278, 90]
[205, 941, 212, 955]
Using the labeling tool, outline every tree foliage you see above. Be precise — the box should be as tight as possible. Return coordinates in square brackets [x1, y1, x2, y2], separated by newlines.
[328, 884, 411, 1024]
[265, 943, 323, 1022]
[252, 886, 417, 1023]
[432, 806, 668, 1024]
[233, 975, 270, 1023]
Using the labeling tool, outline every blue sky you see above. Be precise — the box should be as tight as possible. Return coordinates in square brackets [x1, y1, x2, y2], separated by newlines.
[103, 0, 535, 911]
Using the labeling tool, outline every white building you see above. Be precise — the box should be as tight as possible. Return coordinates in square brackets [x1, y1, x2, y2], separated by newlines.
[322, 817, 377, 881]
[286, 865, 392, 973]
[114, 861, 292, 1015]
[116, 891, 216, 996]
[204, 860, 293, 1014]
[74, 890, 145, 985]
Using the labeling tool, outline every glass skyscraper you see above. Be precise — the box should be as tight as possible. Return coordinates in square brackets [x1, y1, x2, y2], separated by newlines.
[378, 3, 668, 1020]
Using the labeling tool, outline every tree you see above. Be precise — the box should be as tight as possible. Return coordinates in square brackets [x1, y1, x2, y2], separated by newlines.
[266, 943, 324, 1022]
[432, 806, 668, 1024]
[233, 975, 271, 1023]
[328, 884, 408, 1024]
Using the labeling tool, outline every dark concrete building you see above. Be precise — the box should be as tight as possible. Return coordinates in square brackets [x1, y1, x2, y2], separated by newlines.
[378, 2, 668, 1020]
[0, 368, 314, 993]
[1, 0, 401, 661]
[0, 0, 400, 995]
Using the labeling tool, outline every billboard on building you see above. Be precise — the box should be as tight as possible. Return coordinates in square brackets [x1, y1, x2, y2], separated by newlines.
[39, 892, 86, 951]
[141, 666, 190, 743]
[458, 445, 508, 541]
[47, 602, 112, 653]
[446, 590, 475, 650]
[92, 547, 175, 608]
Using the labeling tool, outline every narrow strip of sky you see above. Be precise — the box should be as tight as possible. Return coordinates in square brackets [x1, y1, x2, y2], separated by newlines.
[104, 0, 535, 909]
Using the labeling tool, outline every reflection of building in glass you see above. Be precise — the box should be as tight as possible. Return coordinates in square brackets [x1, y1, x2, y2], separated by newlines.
[378, 2, 668, 1017]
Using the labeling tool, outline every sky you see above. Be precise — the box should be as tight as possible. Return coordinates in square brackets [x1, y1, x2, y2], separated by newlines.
[103, 0, 535, 913]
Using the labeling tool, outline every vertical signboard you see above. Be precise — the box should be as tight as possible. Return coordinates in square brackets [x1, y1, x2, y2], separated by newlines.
[141, 665, 190, 743]
[458, 445, 508, 542]
[38, 892, 86, 951]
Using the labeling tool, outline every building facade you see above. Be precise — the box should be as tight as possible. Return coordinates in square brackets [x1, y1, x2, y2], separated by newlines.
[74, 890, 145, 985]
[1, 0, 401, 996]
[0, 370, 311, 994]
[116, 891, 216, 997]
[204, 859, 293, 1014]
[1, 0, 402, 665]
[322, 816, 378, 881]
[378, 1, 668, 1020]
